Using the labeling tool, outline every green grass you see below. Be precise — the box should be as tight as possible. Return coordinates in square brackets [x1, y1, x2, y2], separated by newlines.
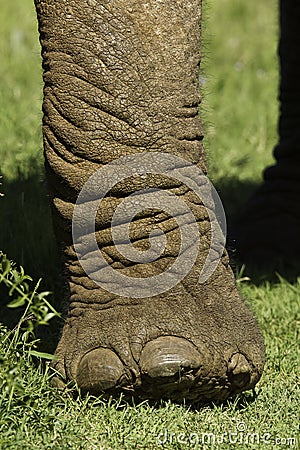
[0, 0, 59, 293]
[0, 0, 299, 448]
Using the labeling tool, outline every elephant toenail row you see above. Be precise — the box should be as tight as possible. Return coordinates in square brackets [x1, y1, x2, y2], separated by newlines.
[75, 341, 258, 402]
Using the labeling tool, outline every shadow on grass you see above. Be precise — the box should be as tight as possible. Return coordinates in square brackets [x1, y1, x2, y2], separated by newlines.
[0, 162, 62, 349]
[75, 388, 259, 413]
[213, 176, 300, 283]
[212, 176, 260, 223]
[187, 390, 259, 413]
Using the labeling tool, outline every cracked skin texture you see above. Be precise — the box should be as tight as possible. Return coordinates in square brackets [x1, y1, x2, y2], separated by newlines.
[34, 0, 265, 403]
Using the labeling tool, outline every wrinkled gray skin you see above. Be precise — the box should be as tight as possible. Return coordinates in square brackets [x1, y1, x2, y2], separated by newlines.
[34, 0, 265, 403]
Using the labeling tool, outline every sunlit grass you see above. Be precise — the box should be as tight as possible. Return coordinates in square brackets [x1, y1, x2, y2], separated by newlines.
[205, 0, 279, 183]
[0, 0, 42, 179]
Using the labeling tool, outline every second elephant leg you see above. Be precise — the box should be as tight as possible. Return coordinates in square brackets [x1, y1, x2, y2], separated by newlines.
[234, 0, 300, 276]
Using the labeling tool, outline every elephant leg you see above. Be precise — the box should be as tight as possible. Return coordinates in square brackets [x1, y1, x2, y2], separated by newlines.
[234, 0, 300, 277]
[35, 0, 264, 403]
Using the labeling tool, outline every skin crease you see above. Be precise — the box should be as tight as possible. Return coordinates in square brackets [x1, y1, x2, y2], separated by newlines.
[32, 0, 267, 403]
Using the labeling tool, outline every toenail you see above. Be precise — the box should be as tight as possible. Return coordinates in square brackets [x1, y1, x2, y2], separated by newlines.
[76, 348, 126, 393]
[140, 336, 202, 379]
[228, 353, 252, 388]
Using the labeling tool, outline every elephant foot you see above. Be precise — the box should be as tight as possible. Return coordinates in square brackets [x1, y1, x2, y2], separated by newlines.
[51, 264, 265, 404]
[232, 177, 300, 279]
